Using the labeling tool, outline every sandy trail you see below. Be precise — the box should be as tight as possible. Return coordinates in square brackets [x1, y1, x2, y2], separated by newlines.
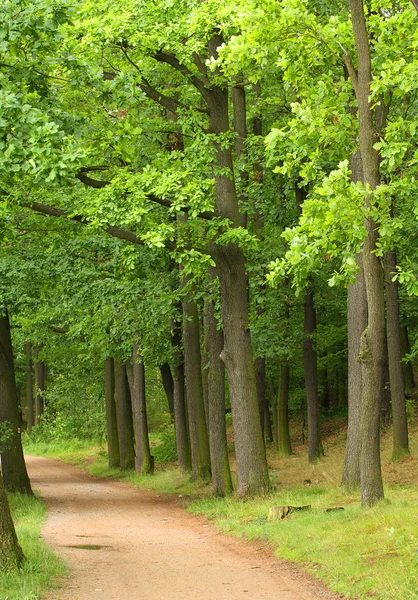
[26, 456, 340, 600]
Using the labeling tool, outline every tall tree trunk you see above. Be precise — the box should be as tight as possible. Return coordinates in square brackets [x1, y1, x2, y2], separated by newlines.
[342, 256, 367, 489]
[400, 325, 415, 391]
[182, 294, 211, 480]
[159, 363, 175, 419]
[264, 398, 274, 443]
[268, 373, 278, 445]
[319, 368, 330, 411]
[385, 251, 409, 459]
[207, 40, 270, 495]
[255, 357, 266, 440]
[303, 289, 322, 463]
[104, 357, 119, 468]
[276, 361, 292, 456]
[33, 346, 45, 426]
[113, 360, 135, 470]
[349, 0, 385, 506]
[381, 336, 391, 423]
[295, 186, 322, 463]
[200, 311, 210, 429]
[25, 343, 34, 434]
[171, 318, 191, 474]
[131, 345, 153, 474]
[341, 151, 366, 490]
[0, 313, 32, 495]
[0, 472, 24, 570]
[205, 298, 233, 496]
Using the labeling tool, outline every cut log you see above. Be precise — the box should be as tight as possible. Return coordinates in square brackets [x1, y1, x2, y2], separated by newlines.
[268, 505, 311, 520]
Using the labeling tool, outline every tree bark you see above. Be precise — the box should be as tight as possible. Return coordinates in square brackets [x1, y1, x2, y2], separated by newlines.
[295, 185, 322, 463]
[264, 397, 274, 443]
[400, 325, 415, 391]
[342, 255, 366, 490]
[349, 0, 385, 506]
[319, 368, 330, 411]
[25, 343, 34, 434]
[200, 311, 210, 430]
[381, 336, 391, 423]
[276, 361, 292, 456]
[0, 312, 32, 495]
[0, 471, 24, 570]
[384, 251, 409, 459]
[255, 357, 266, 441]
[207, 40, 270, 495]
[303, 289, 322, 463]
[182, 294, 211, 481]
[171, 317, 191, 474]
[130, 345, 153, 474]
[204, 298, 233, 496]
[33, 346, 45, 426]
[113, 360, 135, 470]
[159, 363, 175, 418]
[104, 357, 120, 468]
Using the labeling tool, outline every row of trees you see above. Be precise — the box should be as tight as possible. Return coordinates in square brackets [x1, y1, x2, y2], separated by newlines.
[1, 0, 418, 569]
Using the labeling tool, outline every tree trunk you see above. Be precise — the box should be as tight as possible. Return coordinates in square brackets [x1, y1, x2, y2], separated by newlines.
[171, 319, 191, 474]
[264, 398, 274, 443]
[268, 373, 278, 445]
[159, 363, 175, 418]
[0, 313, 32, 495]
[113, 360, 135, 470]
[33, 346, 45, 426]
[182, 294, 211, 481]
[303, 289, 322, 463]
[295, 185, 322, 463]
[385, 251, 409, 459]
[349, 0, 385, 506]
[104, 357, 120, 468]
[400, 325, 415, 391]
[0, 471, 24, 570]
[381, 336, 391, 424]
[276, 361, 292, 456]
[341, 149, 366, 490]
[200, 311, 210, 429]
[131, 345, 153, 474]
[206, 42, 270, 495]
[205, 299, 233, 496]
[319, 368, 330, 411]
[342, 255, 367, 490]
[25, 343, 34, 434]
[255, 357, 266, 441]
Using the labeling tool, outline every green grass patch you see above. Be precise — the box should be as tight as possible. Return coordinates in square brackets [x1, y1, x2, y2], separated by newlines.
[189, 487, 418, 600]
[0, 492, 66, 600]
[23, 435, 102, 465]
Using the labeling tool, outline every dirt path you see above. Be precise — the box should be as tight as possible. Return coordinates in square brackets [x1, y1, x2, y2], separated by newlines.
[26, 456, 341, 600]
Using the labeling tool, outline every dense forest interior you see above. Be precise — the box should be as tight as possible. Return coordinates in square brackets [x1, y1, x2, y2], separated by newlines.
[1, 0, 418, 581]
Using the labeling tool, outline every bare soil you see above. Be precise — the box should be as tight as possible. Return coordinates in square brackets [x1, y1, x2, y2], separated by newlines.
[26, 456, 344, 600]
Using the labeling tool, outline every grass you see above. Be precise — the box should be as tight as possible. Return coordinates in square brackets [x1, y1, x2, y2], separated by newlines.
[0, 492, 66, 600]
[22, 415, 418, 600]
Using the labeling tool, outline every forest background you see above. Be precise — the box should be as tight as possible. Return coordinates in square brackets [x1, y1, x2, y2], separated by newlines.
[1, 1, 418, 599]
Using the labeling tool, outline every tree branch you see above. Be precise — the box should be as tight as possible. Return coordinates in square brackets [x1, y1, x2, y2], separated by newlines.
[343, 51, 359, 99]
[21, 201, 176, 251]
[76, 166, 110, 188]
[154, 51, 211, 104]
[74, 168, 215, 220]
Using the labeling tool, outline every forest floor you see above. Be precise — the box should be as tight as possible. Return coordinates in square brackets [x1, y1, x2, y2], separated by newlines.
[26, 455, 343, 600]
